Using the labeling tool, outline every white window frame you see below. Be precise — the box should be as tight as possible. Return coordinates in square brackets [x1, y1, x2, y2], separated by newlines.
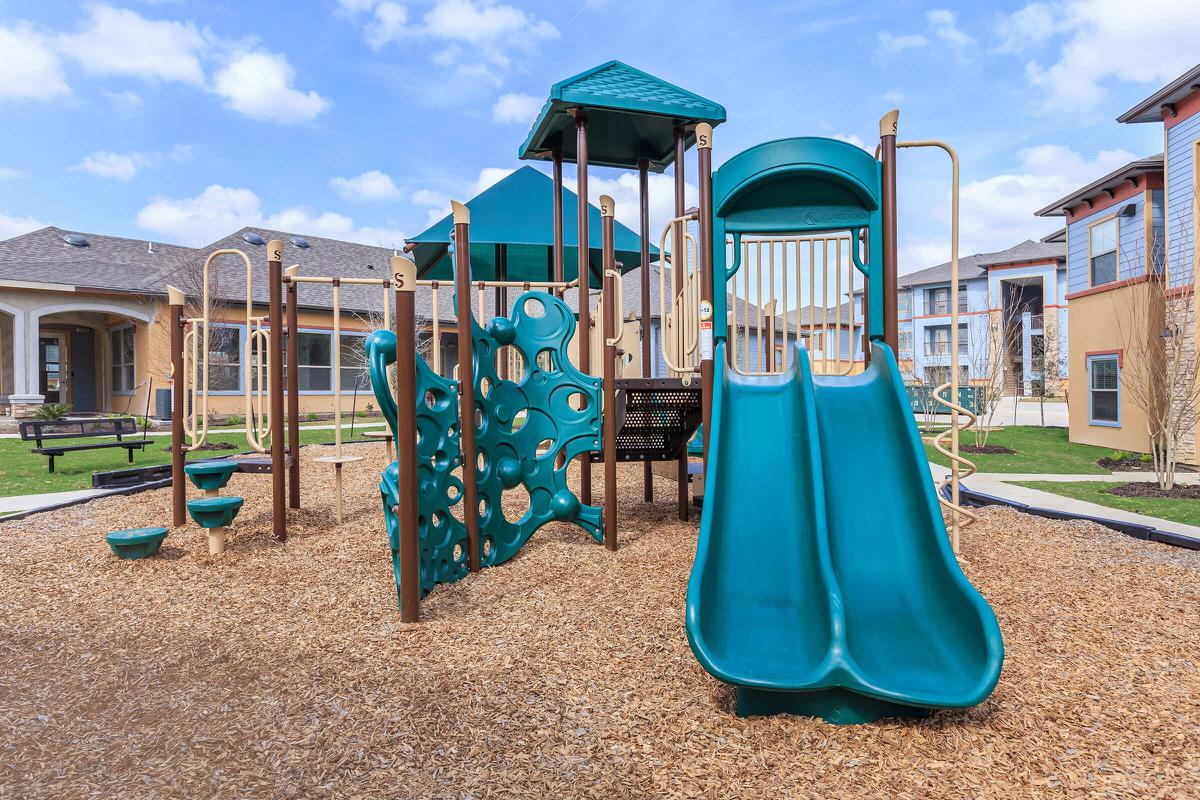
[1088, 215, 1119, 287]
[110, 324, 136, 396]
[1086, 353, 1121, 427]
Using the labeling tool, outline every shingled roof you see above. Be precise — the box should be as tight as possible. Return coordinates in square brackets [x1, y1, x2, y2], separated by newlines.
[0, 226, 193, 292]
[518, 60, 726, 171]
[895, 239, 1065, 289]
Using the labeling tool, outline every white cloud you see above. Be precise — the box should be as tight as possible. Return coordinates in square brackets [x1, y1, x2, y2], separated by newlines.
[212, 51, 329, 124]
[0, 167, 24, 179]
[492, 92, 542, 124]
[168, 144, 194, 163]
[832, 133, 868, 150]
[58, 4, 208, 85]
[0, 23, 71, 101]
[1014, 0, 1200, 113]
[364, 1, 409, 49]
[474, 167, 515, 193]
[137, 185, 405, 247]
[330, 170, 402, 202]
[104, 89, 144, 111]
[576, 172, 698, 237]
[0, 211, 46, 240]
[995, 2, 1059, 54]
[926, 8, 973, 52]
[899, 143, 1137, 271]
[68, 150, 151, 181]
[342, 0, 557, 71]
[878, 32, 928, 55]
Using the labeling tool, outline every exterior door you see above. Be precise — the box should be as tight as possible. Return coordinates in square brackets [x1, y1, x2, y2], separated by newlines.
[70, 328, 97, 411]
[39, 334, 68, 404]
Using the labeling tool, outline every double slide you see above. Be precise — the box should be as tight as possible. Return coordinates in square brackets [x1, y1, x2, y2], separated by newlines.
[686, 341, 1003, 722]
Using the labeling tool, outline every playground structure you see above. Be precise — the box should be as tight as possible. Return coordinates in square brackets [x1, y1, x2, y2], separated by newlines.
[160, 60, 992, 722]
[362, 62, 996, 723]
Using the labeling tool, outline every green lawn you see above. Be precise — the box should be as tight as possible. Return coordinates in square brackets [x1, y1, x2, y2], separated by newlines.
[1012, 480, 1200, 528]
[0, 423, 385, 498]
[923, 425, 1113, 475]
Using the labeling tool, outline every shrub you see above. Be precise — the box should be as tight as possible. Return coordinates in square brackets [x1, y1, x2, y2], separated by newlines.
[225, 414, 245, 427]
[304, 412, 320, 423]
[32, 403, 72, 421]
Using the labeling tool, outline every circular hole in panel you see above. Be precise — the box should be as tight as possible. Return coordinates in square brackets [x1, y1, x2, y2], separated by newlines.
[452, 543, 464, 562]
[480, 376, 492, 398]
[523, 297, 545, 318]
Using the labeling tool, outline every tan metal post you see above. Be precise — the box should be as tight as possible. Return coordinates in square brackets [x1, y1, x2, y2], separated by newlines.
[452, 201, 481, 572]
[673, 127, 689, 522]
[284, 265, 301, 508]
[575, 111, 593, 506]
[600, 196, 619, 551]
[267, 241, 287, 541]
[697, 124, 715, 468]
[392, 255, 420, 622]
[168, 285, 186, 527]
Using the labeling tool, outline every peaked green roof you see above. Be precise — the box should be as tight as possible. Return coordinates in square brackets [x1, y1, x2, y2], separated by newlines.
[518, 60, 726, 172]
[406, 166, 652, 289]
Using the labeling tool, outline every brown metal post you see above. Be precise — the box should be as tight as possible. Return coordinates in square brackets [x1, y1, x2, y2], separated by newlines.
[267, 241, 288, 541]
[880, 110, 899, 353]
[284, 266, 301, 508]
[697, 124, 715, 469]
[673, 127, 689, 521]
[168, 285, 186, 527]
[638, 158, 653, 502]
[452, 202, 481, 572]
[575, 111, 592, 505]
[392, 255, 420, 622]
[600, 196, 619, 551]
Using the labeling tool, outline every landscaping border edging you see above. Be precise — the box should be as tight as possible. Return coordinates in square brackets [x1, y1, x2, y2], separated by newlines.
[942, 482, 1200, 551]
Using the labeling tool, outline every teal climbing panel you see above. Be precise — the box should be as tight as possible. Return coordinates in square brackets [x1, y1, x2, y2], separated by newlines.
[366, 330, 469, 602]
[471, 291, 603, 565]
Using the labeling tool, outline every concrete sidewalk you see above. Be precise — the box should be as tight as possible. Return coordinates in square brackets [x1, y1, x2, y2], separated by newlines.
[0, 488, 109, 515]
[929, 463, 1200, 541]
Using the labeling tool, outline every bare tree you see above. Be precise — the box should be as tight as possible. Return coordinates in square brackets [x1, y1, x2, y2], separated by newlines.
[1114, 215, 1199, 490]
[966, 289, 1029, 447]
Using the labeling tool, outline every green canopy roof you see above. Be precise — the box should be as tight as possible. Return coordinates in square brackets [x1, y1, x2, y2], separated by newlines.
[406, 165, 651, 289]
[517, 60, 726, 172]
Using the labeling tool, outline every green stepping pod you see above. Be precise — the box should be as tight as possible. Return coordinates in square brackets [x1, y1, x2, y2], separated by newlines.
[186, 496, 244, 529]
[686, 136, 1003, 722]
[106, 527, 169, 560]
[366, 330, 469, 602]
[184, 460, 239, 492]
[470, 291, 603, 565]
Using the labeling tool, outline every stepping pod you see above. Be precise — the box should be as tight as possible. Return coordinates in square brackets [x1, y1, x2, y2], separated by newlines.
[186, 496, 244, 556]
[106, 527, 169, 560]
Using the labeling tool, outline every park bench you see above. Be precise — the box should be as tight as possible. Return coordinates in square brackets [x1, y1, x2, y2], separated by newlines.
[19, 417, 147, 473]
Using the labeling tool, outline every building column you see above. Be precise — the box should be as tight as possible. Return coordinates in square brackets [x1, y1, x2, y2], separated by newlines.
[8, 309, 43, 415]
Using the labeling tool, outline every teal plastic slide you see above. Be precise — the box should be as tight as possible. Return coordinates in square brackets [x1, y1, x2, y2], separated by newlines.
[686, 341, 1003, 722]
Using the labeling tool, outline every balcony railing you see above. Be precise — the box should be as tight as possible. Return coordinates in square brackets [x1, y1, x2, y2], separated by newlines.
[924, 341, 969, 357]
[1030, 313, 1044, 330]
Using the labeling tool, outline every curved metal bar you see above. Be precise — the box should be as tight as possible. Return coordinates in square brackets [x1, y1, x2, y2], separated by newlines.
[897, 139, 974, 552]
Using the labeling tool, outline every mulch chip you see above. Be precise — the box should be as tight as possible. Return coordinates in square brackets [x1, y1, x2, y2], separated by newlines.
[2, 442, 1199, 798]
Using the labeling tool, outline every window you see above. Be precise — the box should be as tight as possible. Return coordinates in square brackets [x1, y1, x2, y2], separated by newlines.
[1089, 217, 1118, 286]
[898, 329, 913, 354]
[110, 326, 135, 394]
[926, 284, 969, 315]
[297, 332, 332, 391]
[925, 325, 968, 356]
[1088, 354, 1120, 426]
[208, 326, 242, 392]
[340, 333, 369, 391]
[898, 290, 912, 319]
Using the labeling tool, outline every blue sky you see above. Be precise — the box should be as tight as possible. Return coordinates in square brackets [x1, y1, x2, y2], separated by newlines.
[0, 0, 1194, 274]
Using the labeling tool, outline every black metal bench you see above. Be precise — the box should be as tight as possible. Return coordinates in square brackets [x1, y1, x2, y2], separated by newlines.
[18, 417, 148, 473]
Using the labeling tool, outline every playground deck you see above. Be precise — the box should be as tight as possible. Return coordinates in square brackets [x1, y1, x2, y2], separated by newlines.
[1, 445, 1198, 798]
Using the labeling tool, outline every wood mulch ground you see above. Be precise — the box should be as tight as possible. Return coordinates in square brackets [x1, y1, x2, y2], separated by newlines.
[1098, 456, 1197, 474]
[2, 443, 1199, 799]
